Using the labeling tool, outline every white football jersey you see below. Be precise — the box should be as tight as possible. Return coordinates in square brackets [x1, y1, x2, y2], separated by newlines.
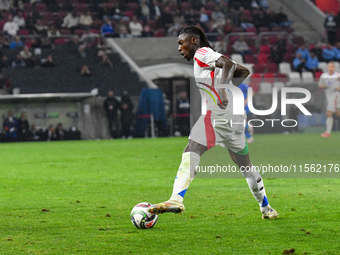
[319, 72, 340, 99]
[193, 47, 234, 114]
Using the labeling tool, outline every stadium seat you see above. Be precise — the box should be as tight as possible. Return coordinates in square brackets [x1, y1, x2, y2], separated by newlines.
[334, 62, 340, 72]
[229, 36, 239, 46]
[273, 81, 285, 91]
[283, 53, 294, 63]
[124, 11, 134, 20]
[128, 3, 139, 14]
[279, 63, 292, 75]
[267, 63, 278, 73]
[251, 73, 262, 86]
[302, 72, 314, 83]
[285, 27, 295, 33]
[232, 27, 244, 32]
[263, 73, 275, 83]
[257, 54, 268, 64]
[205, 2, 216, 11]
[267, 36, 278, 45]
[244, 54, 256, 64]
[180, 2, 191, 12]
[248, 45, 257, 54]
[54, 38, 66, 44]
[254, 64, 267, 73]
[276, 73, 288, 82]
[318, 62, 328, 72]
[271, 27, 282, 32]
[60, 29, 71, 35]
[293, 36, 304, 46]
[259, 27, 270, 32]
[314, 71, 323, 80]
[18, 29, 30, 35]
[288, 72, 302, 84]
[35, 3, 46, 12]
[286, 44, 296, 54]
[260, 45, 270, 54]
[74, 3, 88, 12]
[231, 54, 244, 64]
[246, 27, 257, 33]
[259, 82, 273, 94]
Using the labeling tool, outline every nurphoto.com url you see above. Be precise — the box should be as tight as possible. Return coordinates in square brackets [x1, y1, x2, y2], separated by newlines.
[196, 164, 340, 175]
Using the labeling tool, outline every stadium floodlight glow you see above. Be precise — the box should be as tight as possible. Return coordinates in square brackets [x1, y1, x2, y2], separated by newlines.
[200, 84, 312, 116]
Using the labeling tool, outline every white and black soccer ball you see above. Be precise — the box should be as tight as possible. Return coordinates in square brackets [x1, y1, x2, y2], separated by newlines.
[130, 202, 158, 229]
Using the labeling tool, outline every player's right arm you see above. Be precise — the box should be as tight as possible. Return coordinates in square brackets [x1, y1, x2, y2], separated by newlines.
[318, 74, 327, 88]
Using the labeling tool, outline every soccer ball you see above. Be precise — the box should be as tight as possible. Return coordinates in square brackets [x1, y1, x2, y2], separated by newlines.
[130, 202, 158, 229]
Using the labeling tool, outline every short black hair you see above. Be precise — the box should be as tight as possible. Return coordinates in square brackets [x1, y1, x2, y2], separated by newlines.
[179, 25, 214, 50]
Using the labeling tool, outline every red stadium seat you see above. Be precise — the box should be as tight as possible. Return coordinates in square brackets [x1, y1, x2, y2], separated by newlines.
[246, 27, 257, 33]
[232, 27, 244, 33]
[276, 73, 288, 82]
[35, 3, 46, 12]
[248, 45, 257, 54]
[257, 54, 268, 64]
[249, 82, 260, 94]
[271, 27, 282, 32]
[0, 20, 7, 30]
[60, 29, 71, 35]
[18, 29, 30, 35]
[283, 53, 294, 63]
[244, 54, 256, 64]
[180, 2, 191, 12]
[54, 38, 66, 44]
[254, 64, 267, 73]
[124, 11, 134, 20]
[74, 3, 88, 12]
[57, 12, 67, 20]
[314, 71, 323, 81]
[260, 45, 270, 54]
[267, 63, 278, 73]
[229, 36, 239, 46]
[293, 36, 304, 46]
[205, 2, 216, 11]
[251, 73, 262, 85]
[263, 73, 275, 83]
[267, 35, 278, 45]
[128, 3, 139, 14]
[259, 27, 270, 32]
[286, 44, 296, 54]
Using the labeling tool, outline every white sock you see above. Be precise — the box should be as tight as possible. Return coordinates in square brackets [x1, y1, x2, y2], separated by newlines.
[169, 152, 200, 203]
[326, 117, 333, 134]
[241, 165, 269, 213]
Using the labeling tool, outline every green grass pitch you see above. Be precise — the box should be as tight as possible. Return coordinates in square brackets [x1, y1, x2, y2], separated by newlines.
[1, 133, 340, 254]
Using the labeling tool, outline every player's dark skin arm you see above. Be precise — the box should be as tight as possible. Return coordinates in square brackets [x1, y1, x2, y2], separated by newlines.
[214, 56, 250, 109]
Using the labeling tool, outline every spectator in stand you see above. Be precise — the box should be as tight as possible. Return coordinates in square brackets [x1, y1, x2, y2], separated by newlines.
[34, 19, 48, 35]
[97, 2, 114, 20]
[0, 36, 10, 49]
[3, 110, 18, 142]
[293, 52, 306, 73]
[97, 43, 112, 58]
[56, 123, 66, 140]
[276, 34, 287, 54]
[160, 6, 174, 29]
[322, 43, 337, 62]
[259, 0, 269, 10]
[111, 2, 124, 21]
[129, 16, 143, 38]
[233, 35, 251, 57]
[250, 0, 260, 9]
[176, 91, 190, 136]
[116, 18, 130, 38]
[102, 54, 113, 67]
[101, 17, 115, 37]
[252, 9, 268, 29]
[0, 55, 10, 69]
[212, 6, 225, 26]
[104, 90, 120, 139]
[310, 43, 323, 61]
[41, 55, 55, 67]
[167, 10, 185, 36]
[25, 12, 37, 32]
[199, 7, 209, 28]
[142, 24, 154, 37]
[0, 0, 11, 11]
[80, 10, 93, 29]
[224, 18, 234, 34]
[226, 7, 239, 27]
[40, 37, 52, 48]
[305, 51, 322, 74]
[324, 11, 337, 46]
[0, 73, 11, 94]
[47, 24, 61, 37]
[120, 91, 134, 139]
[80, 65, 91, 76]
[239, 11, 254, 30]
[20, 46, 32, 59]
[62, 11, 80, 32]
[26, 55, 40, 68]
[18, 112, 30, 142]
[184, 8, 199, 26]
[47, 125, 57, 141]
[140, 0, 150, 21]
[334, 42, 340, 61]
[3, 14, 19, 36]
[296, 44, 310, 60]
[271, 44, 283, 65]
[149, 0, 161, 20]
[12, 54, 26, 68]
[13, 10, 25, 29]
[9, 36, 24, 49]
[274, 7, 292, 27]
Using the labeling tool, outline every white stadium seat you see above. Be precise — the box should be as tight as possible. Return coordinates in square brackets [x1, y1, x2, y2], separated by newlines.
[259, 82, 272, 94]
[242, 63, 254, 84]
[273, 82, 285, 91]
[302, 72, 314, 83]
[288, 72, 301, 84]
[231, 54, 244, 64]
[334, 62, 340, 72]
[318, 62, 327, 72]
[279, 63, 292, 75]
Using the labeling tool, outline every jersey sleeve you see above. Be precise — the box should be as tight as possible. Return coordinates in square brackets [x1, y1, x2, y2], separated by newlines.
[318, 74, 325, 86]
[194, 47, 222, 69]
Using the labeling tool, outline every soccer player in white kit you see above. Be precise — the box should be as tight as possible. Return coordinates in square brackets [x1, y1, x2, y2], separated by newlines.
[318, 62, 340, 138]
[148, 26, 278, 219]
